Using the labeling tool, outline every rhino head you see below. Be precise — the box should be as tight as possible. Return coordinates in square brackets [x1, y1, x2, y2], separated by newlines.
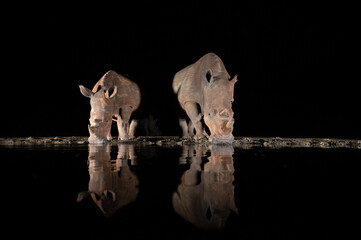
[203, 70, 237, 144]
[79, 85, 117, 144]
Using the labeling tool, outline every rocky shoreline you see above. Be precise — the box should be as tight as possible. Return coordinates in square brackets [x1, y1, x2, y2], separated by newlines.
[0, 136, 360, 149]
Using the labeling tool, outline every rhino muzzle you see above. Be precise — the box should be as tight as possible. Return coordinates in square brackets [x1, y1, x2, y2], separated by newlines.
[209, 117, 235, 144]
[88, 124, 109, 144]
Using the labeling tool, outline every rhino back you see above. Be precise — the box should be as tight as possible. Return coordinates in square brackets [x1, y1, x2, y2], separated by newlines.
[173, 53, 229, 111]
[113, 74, 141, 111]
[93, 70, 140, 111]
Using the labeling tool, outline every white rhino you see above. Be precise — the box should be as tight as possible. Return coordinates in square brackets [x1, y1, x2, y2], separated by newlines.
[172, 145, 238, 230]
[173, 53, 237, 144]
[77, 144, 139, 217]
[79, 70, 140, 143]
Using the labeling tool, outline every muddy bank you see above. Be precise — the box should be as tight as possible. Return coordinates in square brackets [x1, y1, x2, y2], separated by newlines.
[0, 136, 360, 149]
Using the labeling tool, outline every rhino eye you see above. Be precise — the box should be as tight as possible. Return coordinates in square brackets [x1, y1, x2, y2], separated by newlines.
[208, 109, 217, 117]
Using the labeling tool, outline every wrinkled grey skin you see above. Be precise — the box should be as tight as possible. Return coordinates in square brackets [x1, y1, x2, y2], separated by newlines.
[172, 145, 238, 230]
[77, 144, 138, 217]
[79, 70, 141, 143]
[173, 53, 237, 144]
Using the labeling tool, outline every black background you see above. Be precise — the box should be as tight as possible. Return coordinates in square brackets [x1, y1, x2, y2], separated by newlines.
[2, 1, 359, 139]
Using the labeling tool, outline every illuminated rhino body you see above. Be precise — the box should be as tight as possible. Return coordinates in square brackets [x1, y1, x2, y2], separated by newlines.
[172, 53, 237, 144]
[79, 70, 140, 143]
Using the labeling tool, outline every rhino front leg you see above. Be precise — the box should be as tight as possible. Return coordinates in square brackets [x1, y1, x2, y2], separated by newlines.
[116, 115, 130, 140]
[179, 119, 189, 139]
[120, 107, 133, 138]
[107, 130, 112, 141]
[183, 102, 207, 140]
[188, 120, 195, 138]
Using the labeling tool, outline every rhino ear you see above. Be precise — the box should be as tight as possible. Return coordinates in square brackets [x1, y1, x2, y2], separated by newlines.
[230, 74, 238, 86]
[205, 69, 214, 85]
[230, 75, 238, 102]
[79, 85, 94, 98]
[105, 85, 117, 100]
[77, 191, 90, 202]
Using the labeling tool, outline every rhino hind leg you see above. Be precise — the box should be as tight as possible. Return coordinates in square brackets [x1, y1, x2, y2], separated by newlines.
[183, 102, 207, 140]
[128, 120, 138, 138]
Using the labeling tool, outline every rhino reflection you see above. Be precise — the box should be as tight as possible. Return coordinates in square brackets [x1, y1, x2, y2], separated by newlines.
[172, 145, 238, 230]
[77, 144, 139, 217]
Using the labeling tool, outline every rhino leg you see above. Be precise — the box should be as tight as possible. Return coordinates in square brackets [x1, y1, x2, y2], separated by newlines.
[188, 120, 195, 138]
[116, 115, 130, 140]
[128, 120, 138, 138]
[179, 119, 189, 139]
[183, 102, 206, 140]
[107, 130, 112, 141]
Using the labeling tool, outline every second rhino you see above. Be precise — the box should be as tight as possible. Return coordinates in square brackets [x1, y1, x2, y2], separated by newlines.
[172, 53, 237, 144]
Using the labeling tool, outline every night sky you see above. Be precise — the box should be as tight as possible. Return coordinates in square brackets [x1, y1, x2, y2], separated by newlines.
[3, 2, 359, 139]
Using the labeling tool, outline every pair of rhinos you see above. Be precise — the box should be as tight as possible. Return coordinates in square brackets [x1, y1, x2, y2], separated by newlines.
[79, 52, 238, 144]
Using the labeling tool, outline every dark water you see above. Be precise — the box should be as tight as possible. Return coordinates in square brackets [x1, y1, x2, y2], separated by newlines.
[2, 143, 358, 239]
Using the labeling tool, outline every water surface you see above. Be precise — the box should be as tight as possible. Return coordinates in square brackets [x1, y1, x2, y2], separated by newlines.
[2, 142, 357, 239]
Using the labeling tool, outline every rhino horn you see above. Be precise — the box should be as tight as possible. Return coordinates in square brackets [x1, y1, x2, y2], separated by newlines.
[88, 124, 96, 134]
[219, 108, 230, 118]
[226, 118, 234, 128]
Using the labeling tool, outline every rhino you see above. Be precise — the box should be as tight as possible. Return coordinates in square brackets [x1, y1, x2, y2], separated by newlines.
[172, 52, 237, 144]
[172, 144, 238, 230]
[79, 70, 141, 143]
[77, 144, 139, 217]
